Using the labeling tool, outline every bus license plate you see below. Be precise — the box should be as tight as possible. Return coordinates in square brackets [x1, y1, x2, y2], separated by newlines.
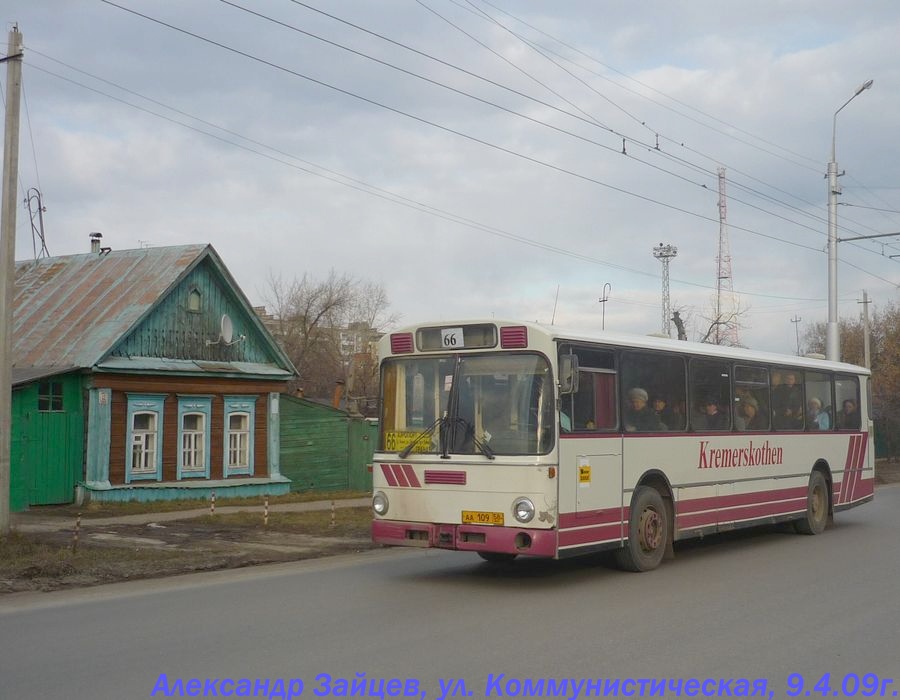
[462, 510, 504, 526]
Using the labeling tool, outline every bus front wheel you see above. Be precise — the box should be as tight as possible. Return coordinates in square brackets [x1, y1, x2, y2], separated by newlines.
[616, 486, 668, 572]
[795, 471, 829, 535]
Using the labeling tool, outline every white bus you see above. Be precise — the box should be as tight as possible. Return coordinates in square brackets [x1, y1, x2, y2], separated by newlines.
[371, 320, 873, 571]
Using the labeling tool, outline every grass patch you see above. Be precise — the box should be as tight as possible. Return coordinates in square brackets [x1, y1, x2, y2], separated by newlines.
[30, 490, 370, 519]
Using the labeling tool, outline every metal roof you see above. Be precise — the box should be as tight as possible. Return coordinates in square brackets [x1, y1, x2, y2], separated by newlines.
[13, 244, 209, 369]
[11, 365, 79, 387]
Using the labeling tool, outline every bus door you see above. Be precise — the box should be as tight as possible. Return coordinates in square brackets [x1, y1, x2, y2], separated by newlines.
[567, 366, 624, 535]
[575, 443, 623, 515]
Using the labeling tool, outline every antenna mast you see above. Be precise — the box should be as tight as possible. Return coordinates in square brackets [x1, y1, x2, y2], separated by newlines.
[653, 243, 677, 337]
[25, 188, 49, 259]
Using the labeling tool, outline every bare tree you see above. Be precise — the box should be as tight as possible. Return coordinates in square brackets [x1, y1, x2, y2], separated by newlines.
[698, 297, 750, 347]
[804, 301, 900, 456]
[262, 270, 395, 409]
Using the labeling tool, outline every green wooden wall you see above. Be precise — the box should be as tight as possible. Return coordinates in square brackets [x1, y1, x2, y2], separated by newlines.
[279, 395, 374, 492]
[10, 373, 84, 510]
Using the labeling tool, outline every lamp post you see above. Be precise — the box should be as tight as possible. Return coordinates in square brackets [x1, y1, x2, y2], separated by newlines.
[826, 79, 873, 362]
[598, 283, 611, 330]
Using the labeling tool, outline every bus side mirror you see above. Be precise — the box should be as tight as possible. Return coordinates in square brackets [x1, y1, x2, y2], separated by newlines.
[559, 355, 579, 394]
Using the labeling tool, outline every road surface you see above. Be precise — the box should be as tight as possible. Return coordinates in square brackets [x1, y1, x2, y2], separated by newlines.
[2, 485, 898, 699]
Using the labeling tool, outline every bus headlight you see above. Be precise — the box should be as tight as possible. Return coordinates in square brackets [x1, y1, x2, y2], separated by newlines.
[372, 491, 389, 516]
[513, 497, 535, 523]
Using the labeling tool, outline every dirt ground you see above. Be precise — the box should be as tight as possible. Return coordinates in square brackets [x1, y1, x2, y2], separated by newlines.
[1, 507, 377, 595]
[2, 460, 898, 595]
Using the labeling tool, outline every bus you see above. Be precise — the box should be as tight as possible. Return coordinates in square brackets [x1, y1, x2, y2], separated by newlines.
[371, 320, 873, 571]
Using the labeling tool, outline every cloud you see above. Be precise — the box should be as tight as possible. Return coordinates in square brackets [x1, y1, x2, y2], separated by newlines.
[5, 0, 898, 356]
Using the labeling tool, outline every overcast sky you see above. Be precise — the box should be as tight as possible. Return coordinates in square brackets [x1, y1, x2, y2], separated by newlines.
[3, 1, 898, 355]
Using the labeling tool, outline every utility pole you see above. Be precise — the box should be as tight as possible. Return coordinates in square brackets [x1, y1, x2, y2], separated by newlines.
[790, 315, 802, 356]
[827, 79, 873, 362]
[0, 26, 24, 535]
[859, 290, 871, 369]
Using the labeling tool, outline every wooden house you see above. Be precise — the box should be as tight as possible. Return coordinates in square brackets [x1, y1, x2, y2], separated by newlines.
[10, 243, 296, 508]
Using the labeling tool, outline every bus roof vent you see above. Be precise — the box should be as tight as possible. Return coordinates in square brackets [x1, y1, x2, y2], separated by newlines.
[390, 332, 414, 354]
[500, 325, 528, 349]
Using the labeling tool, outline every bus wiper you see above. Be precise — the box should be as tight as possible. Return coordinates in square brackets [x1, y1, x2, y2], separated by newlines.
[399, 413, 446, 459]
[450, 417, 495, 460]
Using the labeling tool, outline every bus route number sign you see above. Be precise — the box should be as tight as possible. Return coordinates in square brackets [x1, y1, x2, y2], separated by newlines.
[441, 327, 465, 348]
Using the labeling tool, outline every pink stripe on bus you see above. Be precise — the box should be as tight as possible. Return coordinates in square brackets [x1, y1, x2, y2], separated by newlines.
[558, 507, 623, 529]
[677, 485, 806, 515]
[381, 463, 398, 487]
[558, 523, 623, 546]
[401, 464, 421, 488]
[390, 463, 409, 487]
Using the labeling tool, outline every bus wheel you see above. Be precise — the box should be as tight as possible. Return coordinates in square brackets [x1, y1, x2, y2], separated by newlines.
[477, 552, 517, 564]
[616, 486, 668, 572]
[795, 471, 829, 535]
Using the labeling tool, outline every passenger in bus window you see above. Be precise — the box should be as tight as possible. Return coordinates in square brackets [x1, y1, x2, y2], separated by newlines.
[699, 396, 729, 431]
[807, 397, 830, 430]
[735, 396, 763, 431]
[837, 399, 860, 430]
[773, 370, 803, 429]
[651, 396, 672, 430]
[624, 388, 663, 432]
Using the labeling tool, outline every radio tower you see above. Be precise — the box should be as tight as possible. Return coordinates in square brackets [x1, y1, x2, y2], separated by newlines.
[715, 168, 740, 346]
[653, 243, 678, 336]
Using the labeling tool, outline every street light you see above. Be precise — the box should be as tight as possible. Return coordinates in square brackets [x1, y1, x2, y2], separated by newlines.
[598, 282, 611, 330]
[827, 79, 873, 362]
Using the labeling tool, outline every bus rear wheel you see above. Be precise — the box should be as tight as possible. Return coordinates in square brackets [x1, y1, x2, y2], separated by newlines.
[477, 552, 517, 564]
[615, 486, 668, 572]
[795, 470, 829, 535]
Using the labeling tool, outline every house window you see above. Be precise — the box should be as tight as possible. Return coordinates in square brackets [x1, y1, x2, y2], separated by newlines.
[228, 413, 250, 468]
[131, 413, 157, 474]
[224, 396, 257, 476]
[177, 397, 212, 479]
[187, 288, 202, 312]
[126, 394, 165, 482]
[38, 381, 64, 412]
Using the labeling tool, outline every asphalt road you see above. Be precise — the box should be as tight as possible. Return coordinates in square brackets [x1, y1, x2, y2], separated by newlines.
[2, 485, 898, 700]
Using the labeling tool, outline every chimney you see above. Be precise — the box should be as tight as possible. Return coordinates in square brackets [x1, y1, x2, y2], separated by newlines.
[90, 232, 103, 254]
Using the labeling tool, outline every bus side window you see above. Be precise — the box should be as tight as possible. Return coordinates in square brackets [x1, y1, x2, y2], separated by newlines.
[689, 359, 731, 431]
[561, 345, 617, 431]
[835, 375, 861, 430]
[620, 351, 686, 432]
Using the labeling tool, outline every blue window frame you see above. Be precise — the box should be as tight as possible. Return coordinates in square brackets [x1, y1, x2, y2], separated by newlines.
[126, 394, 166, 483]
[177, 396, 212, 479]
[224, 396, 257, 476]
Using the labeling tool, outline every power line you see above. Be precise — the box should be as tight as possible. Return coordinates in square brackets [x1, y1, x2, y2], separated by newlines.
[25, 54, 831, 304]
[272, 1, 889, 258]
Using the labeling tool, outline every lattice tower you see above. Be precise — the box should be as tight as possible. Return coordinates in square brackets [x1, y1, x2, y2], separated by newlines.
[653, 243, 678, 336]
[715, 168, 740, 345]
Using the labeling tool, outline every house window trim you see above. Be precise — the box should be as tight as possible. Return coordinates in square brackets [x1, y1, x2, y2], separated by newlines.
[224, 395, 257, 477]
[177, 396, 212, 480]
[126, 394, 166, 483]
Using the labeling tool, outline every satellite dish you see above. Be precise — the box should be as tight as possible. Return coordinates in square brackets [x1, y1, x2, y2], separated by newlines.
[220, 314, 234, 344]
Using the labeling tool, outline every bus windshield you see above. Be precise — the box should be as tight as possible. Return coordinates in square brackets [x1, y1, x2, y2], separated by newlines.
[379, 353, 554, 456]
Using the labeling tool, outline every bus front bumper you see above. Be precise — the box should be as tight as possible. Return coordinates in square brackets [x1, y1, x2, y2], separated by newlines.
[372, 520, 557, 557]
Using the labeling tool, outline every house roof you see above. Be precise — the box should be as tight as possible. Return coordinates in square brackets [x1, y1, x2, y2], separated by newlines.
[12, 244, 294, 377]
[11, 365, 79, 387]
